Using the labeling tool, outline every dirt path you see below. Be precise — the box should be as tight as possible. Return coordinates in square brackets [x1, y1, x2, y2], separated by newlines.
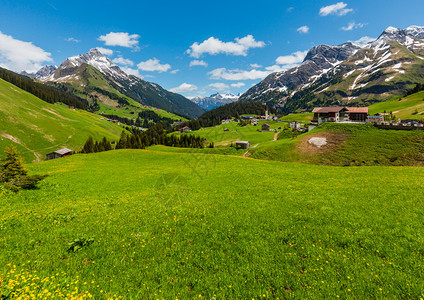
[273, 132, 280, 141]
[243, 143, 259, 157]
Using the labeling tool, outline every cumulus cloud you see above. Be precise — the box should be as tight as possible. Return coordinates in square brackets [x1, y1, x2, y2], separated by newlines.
[250, 63, 262, 68]
[352, 36, 376, 45]
[121, 67, 142, 78]
[319, 2, 353, 16]
[98, 32, 140, 48]
[187, 35, 265, 58]
[0, 31, 52, 72]
[231, 82, 245, 88]
[96, 47, 114, 56]
[208, 68, 270, 81]
[170, 69, 180, 74]
[341, 22, 366, 31]
[112, 56, 134, 66]
[137, 58, 171, 72]
[208, 83, 229, 91]
[65, 37, 80, 43]
[297, 26, 310, 34]
[169, 83, 198, 93]
[189, 60, 208, 67]
[275, 50, 308, 65]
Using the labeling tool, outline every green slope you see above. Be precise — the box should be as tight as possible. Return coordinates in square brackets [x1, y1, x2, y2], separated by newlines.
[2, 150, 424, 298]
[368, 90, 424, 119]
[0, 78, 124, 162]
[250, 123, 424, 166]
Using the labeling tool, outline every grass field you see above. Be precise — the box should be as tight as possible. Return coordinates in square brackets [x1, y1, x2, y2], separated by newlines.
[2, 150, 424, 298]
[0, 79, 124, 162]
[251, 123, 424, 166]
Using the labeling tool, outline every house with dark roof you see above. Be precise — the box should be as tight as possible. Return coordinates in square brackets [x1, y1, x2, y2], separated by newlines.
[46, 148, 73, 160]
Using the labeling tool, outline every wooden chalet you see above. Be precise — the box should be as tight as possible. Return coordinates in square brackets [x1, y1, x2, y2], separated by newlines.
[46, 148, 72, 160]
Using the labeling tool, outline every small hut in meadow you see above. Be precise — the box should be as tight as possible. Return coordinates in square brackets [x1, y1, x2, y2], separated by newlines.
[46, 148, 72, 160]
[236, 141, 250, 149]
[262, 123, 270, 132]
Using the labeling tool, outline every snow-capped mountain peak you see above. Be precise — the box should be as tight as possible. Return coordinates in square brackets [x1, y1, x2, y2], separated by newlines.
[190, 93, 239, 110]
[61, 48, 128, 80]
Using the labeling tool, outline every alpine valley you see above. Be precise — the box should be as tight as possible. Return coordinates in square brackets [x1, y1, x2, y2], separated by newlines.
[190, 93, 240, 110]
[240, 25, 424, 113]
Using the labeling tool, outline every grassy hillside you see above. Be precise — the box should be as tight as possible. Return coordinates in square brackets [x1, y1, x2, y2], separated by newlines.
[0, 78, 124, 162]
[251, 123, 424, 166]
[368, 90, 424, 119]
[2, 150, 424, 298]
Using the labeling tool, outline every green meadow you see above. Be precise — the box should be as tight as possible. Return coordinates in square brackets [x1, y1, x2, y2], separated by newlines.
[2, 150, 424, 298]
[0, 79, 123, 162]
[175, 121, 282, 146]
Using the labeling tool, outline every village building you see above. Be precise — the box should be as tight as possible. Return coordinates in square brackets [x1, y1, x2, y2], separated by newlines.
[346, 107, 369, 122]
[290, 121, 301, 130]
[236, 141, 250, 149]
[367, 115, 384, 124]
[312, 106, 369, 125]
[46, 148, 72, 160]
[262, 123, 270, 131]
[179, 126, 192, 133]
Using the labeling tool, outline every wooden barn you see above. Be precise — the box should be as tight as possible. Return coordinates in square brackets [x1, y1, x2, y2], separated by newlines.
[46, 148, 72, 160]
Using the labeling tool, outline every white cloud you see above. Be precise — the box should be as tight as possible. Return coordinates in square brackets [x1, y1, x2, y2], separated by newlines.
[208, 83, 229, 91]
[121, 67, 143, 78]
[189, 60, 208, 67]
[208, 68, 271, 81]
[0, 31, 52, 72]
[275, 50, 308, 65]
[65, 37, 80, 43]
[352, 36, 376, 45]
[287, 7, 294, 12]
[96, 47, 114, 56]
[169, 83, 198, 93]
[137, 58, 171, 72]
[231, 82, 245, 88]
[112, 56, 134, 66]
[319, 2, 353, 16]
[250, 63, 262, 68]
[187, 35, 265, 58]
[170, 69, 180, 74]
[341, 22, 366, 31]
[98, 32, 140, 48]
[297, 26, 310, 34]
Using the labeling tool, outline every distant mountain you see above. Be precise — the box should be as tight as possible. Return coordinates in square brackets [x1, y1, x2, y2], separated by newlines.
[190, 93, 240, 110]
[21, 65, 57, 80]
[40, 49, 204, 118]
[240, 25, 424, 113]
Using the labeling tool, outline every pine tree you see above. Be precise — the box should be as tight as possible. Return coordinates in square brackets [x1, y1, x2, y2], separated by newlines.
[0, 145, 47, 191]
[82, 136, 95, 153]
[0, 145, 27, 182]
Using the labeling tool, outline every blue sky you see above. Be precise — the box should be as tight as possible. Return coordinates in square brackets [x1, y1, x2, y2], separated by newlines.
[0, 0, 423, 98]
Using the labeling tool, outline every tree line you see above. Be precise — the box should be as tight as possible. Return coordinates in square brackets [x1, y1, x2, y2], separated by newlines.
[80, 123, 207, 154]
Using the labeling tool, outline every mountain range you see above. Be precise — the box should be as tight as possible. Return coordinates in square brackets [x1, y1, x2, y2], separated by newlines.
[190, 93, 240, 110]
[240, 25, 424, 112]
[24, 49, 204, 118]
